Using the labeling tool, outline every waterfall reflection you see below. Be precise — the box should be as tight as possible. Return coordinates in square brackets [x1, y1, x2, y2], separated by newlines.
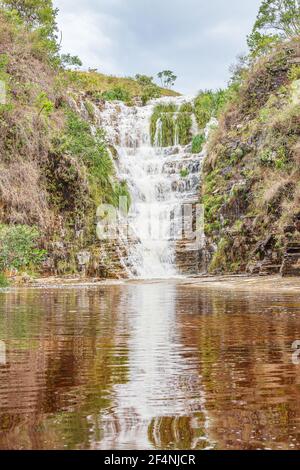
[98, 283, 210, 450]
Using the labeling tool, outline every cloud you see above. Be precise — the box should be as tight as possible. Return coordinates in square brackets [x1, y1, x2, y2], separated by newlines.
[54, 0, 261, 93]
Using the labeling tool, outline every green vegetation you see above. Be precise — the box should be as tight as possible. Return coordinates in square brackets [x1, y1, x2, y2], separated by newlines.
[0, 4, 136, 279]
[192, 134, 206, 154]
[101, 86, 132, 103]
[0, 272, 9, 287]
[61, 70, 179, 105]
[194, 89, 228, 129]
[248, 0, 300, 56]
[135, 74, 162, 105]
[180, 168, 189, 178]
[1, 0, 59, 63]
[0, 224, 46, 273]
[150, 103, 193, 146]
[157, 70, 177, 89]
[201, 36, 300, 273]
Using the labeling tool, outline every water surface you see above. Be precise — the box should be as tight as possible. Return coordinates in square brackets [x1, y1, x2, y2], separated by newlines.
[0, 281, 300, 450]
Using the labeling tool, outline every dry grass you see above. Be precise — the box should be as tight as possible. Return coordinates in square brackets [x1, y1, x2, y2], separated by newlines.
[62, 70, 180, 98]
[0, 160, 51, 228]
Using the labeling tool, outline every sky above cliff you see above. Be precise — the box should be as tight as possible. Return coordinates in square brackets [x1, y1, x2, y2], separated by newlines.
[55, 0, 261, 94]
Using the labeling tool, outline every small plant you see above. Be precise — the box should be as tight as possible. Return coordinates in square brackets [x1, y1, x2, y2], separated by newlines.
[259, 149, 276, 166]
[0, 272, 9, 288]
[0, 225, 46, 272]
[288, 65, 300, 82]
[180, 168, 189, 178]
[102, 86, 131, 103]
[36, 91, 54, 116]
[192, 134, 206, 153]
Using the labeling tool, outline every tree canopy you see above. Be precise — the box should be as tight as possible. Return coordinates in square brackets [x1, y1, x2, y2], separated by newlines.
[248, 0, 300, 55]
[157, 70, 177, 89]
[1, 0, 59, 58]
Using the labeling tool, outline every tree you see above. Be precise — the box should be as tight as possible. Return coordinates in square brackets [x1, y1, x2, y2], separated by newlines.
[248, 0, 300, 55]
[1, 0, 59, 58]
[135, 74, 161, 105]
[61, 53, 83, 69]
[157, 70, 177, 89]
[1, 0, 58, 35]
[135, 74, 154, 87]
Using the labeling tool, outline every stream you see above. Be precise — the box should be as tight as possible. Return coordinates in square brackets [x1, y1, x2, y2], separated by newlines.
[1, 281, 300, 450]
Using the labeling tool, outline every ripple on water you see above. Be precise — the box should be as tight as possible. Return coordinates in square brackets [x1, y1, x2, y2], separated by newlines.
[0, 282, 300, 449]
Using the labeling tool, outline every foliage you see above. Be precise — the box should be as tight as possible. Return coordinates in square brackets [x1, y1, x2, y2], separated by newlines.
[192, 134, 206, 153]
[60, 53, 82, 69]
[157, 70, 177, 89]
[141, 84, 161, 105]
[0, 224, 46, 272]
[247, 0, 300, 55]
[150, 103, 193, 146]
[36, 91, 54, 116]
[101, 86, 132, 103]
[0, 272, 9, 287]
[180, 168, 189, 178]
[135, 74, 161, 105]
[288, 64, 300, 81]
[59, 109, 114, 193]
[111, 180, 132, 212]
[194, 89, 228, 129]
[1, 0, 59, 61]
[60, 70, 178, 104]
[57, 109, 131, 209]
[135, 74, 154, 87]
[176, 113, 192, 145]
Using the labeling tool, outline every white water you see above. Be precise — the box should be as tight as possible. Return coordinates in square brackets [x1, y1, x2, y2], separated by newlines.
[94, 96, 203, 279]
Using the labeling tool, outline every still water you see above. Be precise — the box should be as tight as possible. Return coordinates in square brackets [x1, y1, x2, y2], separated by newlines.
[0, 281, 300, 450]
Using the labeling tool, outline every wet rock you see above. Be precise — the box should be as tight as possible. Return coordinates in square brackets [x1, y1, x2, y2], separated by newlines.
[281, 242, 300, 277]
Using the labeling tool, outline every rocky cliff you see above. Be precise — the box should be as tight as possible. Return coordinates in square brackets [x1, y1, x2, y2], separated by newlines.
[202, 38, 300, 276]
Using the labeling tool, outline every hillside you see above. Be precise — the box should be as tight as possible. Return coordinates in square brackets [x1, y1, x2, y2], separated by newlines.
[201, 38, 300, 276]
[63, 70, 180, 103]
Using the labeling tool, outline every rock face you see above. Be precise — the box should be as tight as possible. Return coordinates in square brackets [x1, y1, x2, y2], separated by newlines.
[200, 40, 300, 276]
[281, 242, 300, 277]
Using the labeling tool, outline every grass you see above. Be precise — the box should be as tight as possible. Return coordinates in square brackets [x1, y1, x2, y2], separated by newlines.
[192, 134, 206, 153]
[150, 104, 193, 147]
[60, 70, 180, 101]
[201, 38, 300, 274]
[0, 272, 9, 287]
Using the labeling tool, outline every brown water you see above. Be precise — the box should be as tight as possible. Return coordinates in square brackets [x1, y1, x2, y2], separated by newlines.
[0, 281, 300, 450]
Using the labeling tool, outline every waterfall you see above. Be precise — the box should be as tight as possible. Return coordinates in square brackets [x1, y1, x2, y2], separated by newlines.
[93, 96, 203, 279]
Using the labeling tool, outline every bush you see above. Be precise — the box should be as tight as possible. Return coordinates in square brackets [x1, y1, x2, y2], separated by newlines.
[180, 168, 189, 178]
[0, 272, 9, 287]
[0, 225, 46, 272]
[150, 103, 193, 146]
[192, 134, 206, 153]
[101, 86, 131, 103]
[194, 89, 228, 129]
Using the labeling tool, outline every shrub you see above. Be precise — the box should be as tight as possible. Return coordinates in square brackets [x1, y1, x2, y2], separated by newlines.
[288, 65, 300, 81]
[0, 272, 9, 287]
[180, 168, 189, 178]
[150, 103, 193, 146]
[36, 91, 54, 116]
[192, 134, 206, 153]
[102, 86, 132, 103]
[0, 225, 46, 272]
[176, 113, 192, 145]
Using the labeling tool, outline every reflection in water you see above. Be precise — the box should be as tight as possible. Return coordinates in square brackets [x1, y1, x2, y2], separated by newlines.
[0, 282, 300, 449]
[98, 284, 209, 450]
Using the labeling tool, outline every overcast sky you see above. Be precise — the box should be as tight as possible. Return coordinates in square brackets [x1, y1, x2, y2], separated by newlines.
[54, 0, 262, 94]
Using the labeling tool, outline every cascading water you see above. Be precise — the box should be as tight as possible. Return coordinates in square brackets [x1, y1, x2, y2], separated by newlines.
[94, 96, 204, 279]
